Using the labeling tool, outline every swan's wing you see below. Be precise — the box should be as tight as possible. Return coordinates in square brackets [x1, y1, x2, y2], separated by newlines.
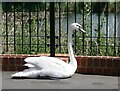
[12, 56, 73, 78]
[24, 56, 70, 71]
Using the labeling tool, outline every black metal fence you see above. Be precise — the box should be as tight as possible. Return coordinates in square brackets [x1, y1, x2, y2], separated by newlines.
[1, 2, 120, 56]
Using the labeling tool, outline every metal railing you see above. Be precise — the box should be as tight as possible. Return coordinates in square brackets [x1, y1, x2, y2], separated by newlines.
[1, 2, 120, 56]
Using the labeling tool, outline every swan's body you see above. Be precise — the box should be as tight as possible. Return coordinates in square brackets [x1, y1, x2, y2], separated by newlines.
[11, 23, 85, 79]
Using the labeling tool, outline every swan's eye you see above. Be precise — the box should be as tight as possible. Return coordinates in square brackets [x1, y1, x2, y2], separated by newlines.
[76, 25, 81, 28]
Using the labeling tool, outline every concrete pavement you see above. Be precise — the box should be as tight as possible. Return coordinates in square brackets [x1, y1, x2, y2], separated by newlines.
[2, 72, 119, 89]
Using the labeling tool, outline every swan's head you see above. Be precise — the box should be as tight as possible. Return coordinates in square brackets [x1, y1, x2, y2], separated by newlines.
[70, 23, 85, 33]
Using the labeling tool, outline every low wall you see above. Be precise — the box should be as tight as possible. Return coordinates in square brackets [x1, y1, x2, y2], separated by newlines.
[1, 54, 120, 76]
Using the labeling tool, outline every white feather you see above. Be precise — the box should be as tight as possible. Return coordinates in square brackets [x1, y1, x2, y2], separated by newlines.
[23, 63, 35, 68]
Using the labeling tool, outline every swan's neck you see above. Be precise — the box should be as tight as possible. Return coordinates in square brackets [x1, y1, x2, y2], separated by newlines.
[68, 29, 77, 72]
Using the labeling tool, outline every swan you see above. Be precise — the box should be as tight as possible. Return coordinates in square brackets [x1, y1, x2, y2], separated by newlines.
[11, 23, 85, 79]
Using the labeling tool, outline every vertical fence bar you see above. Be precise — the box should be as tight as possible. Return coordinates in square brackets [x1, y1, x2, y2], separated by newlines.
[29, 7, 32, 53]
[59, 2, 61, 53]
[82, 2, 85, 55]
[37, 3, 39, 52]
[45, 2, 47, 53]
[74, 2, 76, 22]
[50, 2, 55, 57]
[106, 2, 108, 56]
[74, 2, 77, 53]
[22, 3, 24, 52]
[66, 2, 69, 53]
[90, 2, 93, 56]
[114, 2, 117, 56]
[5, 3, 8, 52]
[97, 3, 101, 55]
[67, 2, 68, 35]
[0, 2, 2, 54]
[14, 3, 16, 52]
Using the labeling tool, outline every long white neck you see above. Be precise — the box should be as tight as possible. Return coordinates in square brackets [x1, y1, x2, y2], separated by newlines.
[68, 29, 77, 72]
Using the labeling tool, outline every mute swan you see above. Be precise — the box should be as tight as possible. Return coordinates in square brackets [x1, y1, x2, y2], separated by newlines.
[11, 23, 85, 79]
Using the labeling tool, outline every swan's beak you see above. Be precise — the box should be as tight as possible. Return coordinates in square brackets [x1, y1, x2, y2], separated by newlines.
[79, 28, 85, 33]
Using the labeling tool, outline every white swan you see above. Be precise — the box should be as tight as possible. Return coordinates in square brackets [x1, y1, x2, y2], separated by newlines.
[11, 23, 85, 79]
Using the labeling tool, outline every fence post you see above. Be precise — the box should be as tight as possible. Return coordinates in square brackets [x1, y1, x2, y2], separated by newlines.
[50, 2, 55, 57]
[0, 2, 2, 54]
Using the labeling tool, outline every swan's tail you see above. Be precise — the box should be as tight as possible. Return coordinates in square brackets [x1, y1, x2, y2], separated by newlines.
[11, 69, 41, 78]
[11, 72, 28, 78]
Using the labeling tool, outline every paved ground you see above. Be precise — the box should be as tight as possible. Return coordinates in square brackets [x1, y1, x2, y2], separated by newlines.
[2, 72, 119, 89]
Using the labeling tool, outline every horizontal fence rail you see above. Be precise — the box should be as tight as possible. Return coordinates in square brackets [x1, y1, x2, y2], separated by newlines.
[1, 2, 120, 56]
